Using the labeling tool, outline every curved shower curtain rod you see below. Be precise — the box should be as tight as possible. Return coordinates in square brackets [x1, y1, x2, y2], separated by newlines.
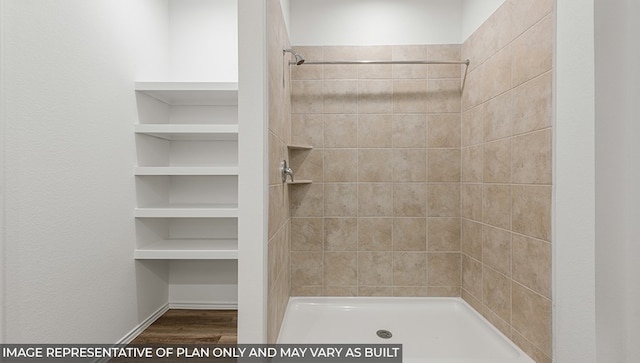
[283, 49, 471, 90]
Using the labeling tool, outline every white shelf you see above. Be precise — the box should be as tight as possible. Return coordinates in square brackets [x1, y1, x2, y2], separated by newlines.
[135, 204, 239, 218]
[134, 166, 239, 176]
[134, 239, 238, 260]
[135, 82, 238, 106]
[135, 124, 238, 141]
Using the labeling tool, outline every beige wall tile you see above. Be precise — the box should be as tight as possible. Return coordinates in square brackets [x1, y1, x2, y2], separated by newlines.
[462, 254, 483, 299]
[482, 267, 512, 324]
[392, 45, 428, 78]
[427, 44, 462, 79]
[461, 183, 483, 221]
[324, 114, 357, 148]
[358, 183, 394, 217]
[290, 286, 323, 296]
[324, 183, 358, 217]
[393, 218, 427, 251]
[511, 330, 553, 363]
[428, 113, 461, 148]
[428, 253, 461, 286]
[482, 92, 513, 142]
[324, 252, 357, 286]
[268, 184, 286, 239]
[291, 149, 323, 182]
[461, 219, 483, 260]
[512, 129, 552, 185]
[290, 46, 323, 80]
[269, 132, 286, 185]
[427, 79, 462, 113]
[324, 149, 358, 182]
[358, 80, 393, 113]
[512, 15, 553, 86]
[427, 286, 460, 297]
[291, 80, 323, 114]
[323, 46, 358, 79]
[428, 217, 461, 252]
[428, 149, 461, 182]
[323, 80, 358, 114]
[483, 184, 511, 229]
[358, 218, 393, 251]
[393, 114, 427, 148]
[358, 252, 393, 286]
[324, 218, 357, 251]
[291, 114, 323, 147]
[358, 114, 393, 148]
[461, 107, 484, 146]
[393, 80, 428, 113]
[323, 286, 358, 296]
[359, 149, 394, 182]
[461, 66, 483, 111]
[484, 138, 512, 183]
[291, 217, 323, 251]
[394, 184, 428, 217]
[394, 252, 427, 286]
[394, 286, 430, 297]
[358, 286, 393, 296]
[512, 72, 552, 135]
[291, 251, 323, 287]
[428, 183, 460, 217]
[482, 45, 512, 103]
[512, 282, 552, 356]
[357, 45, 393, 79]
[512, 234, 551, 298]
[482, 225, 512, 276]
[461, 146, 483, 183]
[509, 0, 554, 39]
[512, 185, 551, 241]
[393, 149, 427, 182]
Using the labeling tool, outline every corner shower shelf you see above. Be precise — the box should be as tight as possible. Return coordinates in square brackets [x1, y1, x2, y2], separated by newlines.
[287, 180, 312, 185]
[135, 124, 239, 141]
[134, 166, 239, 176]
[134, 204, 239, 218]
[135, 82, 238, 105]
[287, 144, 313, 151]
[134, 239, 238, 260]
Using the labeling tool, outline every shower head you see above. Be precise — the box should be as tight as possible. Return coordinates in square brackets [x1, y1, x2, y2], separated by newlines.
[283, 48, 305, 65]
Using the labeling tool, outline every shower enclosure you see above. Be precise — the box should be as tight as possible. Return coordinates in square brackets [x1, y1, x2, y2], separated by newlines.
[267, 1, 552, 362]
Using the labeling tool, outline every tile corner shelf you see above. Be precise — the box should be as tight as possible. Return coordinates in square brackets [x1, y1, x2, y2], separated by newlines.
[287, 180, 312, 185]
[133, 80, 239, 261]
[287, 144, 313, 151]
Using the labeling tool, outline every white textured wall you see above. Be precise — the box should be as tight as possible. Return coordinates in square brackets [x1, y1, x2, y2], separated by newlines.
[595, 0, 640, 361]
[1, 0, 169, 343]
[289, 0, 463, 45]
[168, 0, 237, 82]
[555, 0, 597, 361]
[461, 0, 506, 41]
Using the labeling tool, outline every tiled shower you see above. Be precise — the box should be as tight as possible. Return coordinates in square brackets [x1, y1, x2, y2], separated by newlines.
[268, 0, 553, 362]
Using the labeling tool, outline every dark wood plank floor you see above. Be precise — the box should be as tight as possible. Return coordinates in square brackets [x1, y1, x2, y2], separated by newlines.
[130, 309, 237, 345]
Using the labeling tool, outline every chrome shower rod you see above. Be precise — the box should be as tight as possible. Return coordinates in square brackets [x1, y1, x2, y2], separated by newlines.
[295, 59, 470, 65]
[290, 59, 471, 90]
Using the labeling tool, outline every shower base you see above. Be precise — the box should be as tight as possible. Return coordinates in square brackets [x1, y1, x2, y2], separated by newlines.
[277, 297, 534, 363]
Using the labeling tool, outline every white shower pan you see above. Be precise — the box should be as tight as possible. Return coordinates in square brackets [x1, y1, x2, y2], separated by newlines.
[278, 297, 534, 363]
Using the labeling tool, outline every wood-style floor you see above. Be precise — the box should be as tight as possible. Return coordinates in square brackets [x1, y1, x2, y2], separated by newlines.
[130, 309, 237, 345]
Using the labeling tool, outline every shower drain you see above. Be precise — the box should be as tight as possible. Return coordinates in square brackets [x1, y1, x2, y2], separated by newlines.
[376, 329, 393, 339]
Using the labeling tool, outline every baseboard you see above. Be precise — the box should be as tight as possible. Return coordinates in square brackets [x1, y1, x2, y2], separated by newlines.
[169, 301, 238, 310]
[117, 303, 170, 345]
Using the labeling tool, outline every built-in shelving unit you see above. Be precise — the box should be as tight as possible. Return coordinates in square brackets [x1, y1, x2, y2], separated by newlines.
[134, 82, 239, 260]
